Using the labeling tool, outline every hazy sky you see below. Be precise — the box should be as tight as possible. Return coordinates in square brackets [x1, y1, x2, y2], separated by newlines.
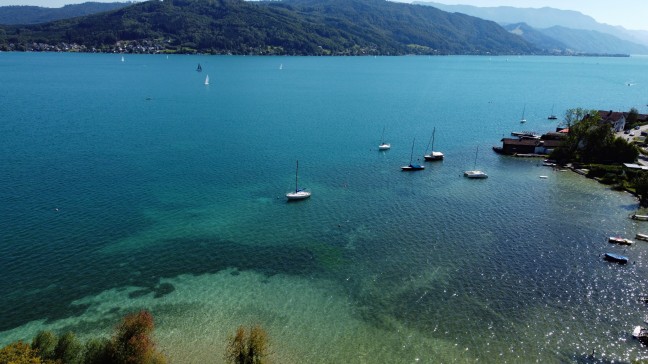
[394, 0, 648, 31]
[1, 0, 647, 31]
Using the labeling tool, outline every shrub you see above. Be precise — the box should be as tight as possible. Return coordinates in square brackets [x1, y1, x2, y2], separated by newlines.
[111, 310, 167, 364]
[31, 331, 57, 360]
[225, 325, 269, 364]
[0, 341, 44, 364]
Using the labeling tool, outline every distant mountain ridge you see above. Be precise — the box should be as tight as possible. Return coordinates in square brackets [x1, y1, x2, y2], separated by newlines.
[0, 2, 132, 25]
[0, 0, 537, 56]
[415, 1, 648, 54]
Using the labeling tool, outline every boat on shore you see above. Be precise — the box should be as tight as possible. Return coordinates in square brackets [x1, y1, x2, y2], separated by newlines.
[632, 214, 648, 221]
[511, 131, 540, 140]
[609, 236, 634, 245]
[636, 233, 648, 241]
[603, 253, 629, 264]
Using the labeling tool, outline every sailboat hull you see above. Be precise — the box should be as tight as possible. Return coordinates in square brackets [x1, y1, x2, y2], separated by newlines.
[401, 164, 425, 171]
[286, 190, 311, 200]
[464, 170, 488, 178]
[424, 152, 444, 161]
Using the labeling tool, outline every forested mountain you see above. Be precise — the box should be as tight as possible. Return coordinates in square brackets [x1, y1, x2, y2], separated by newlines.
[0, 2, 132, 25]
[0, 0, 537, 55]
[503, 23, 566, 53]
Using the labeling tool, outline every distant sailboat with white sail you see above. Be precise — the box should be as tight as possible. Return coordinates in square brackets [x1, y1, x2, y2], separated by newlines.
[204, 75, 209, 85]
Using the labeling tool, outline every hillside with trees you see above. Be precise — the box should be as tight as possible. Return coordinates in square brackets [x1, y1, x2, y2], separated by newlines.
[0, 0, 538, 55]
[0, 2, 132, 25]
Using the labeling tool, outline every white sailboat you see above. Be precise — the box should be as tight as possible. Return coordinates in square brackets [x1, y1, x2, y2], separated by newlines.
[204, 75, 210, 85]
[378, 126, 391, 150]
[464, 146, 488, 178]
[520, 105, 526, 123]
[279, 63, 283, 70]
[424, 127, 444, 161]
[121, 55, 124, 62]
[286, 160, 311, 200]
[548, 104, 557, 120]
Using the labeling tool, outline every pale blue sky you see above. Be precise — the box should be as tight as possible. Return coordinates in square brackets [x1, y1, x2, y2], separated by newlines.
[1, 0, 646, 31]
[395, 0, 648, 31]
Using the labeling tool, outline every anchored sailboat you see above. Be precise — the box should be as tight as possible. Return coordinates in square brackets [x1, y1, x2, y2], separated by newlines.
[548, 104, 557, 120]
[378, 127, 391, 150]
[401, 138, 425, 171]
[286, 160, 311, 200]
[424, 127, 444, 161]
[464, 146, 488, 178]
[520, 105, 526, 123]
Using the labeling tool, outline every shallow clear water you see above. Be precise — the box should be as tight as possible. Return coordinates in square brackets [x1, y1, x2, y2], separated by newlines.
[2, 53, 648, 362]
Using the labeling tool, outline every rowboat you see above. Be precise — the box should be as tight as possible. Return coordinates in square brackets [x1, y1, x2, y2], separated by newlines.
[636, 233, 648, 241]
[609, 236, 634, 245]
[603, 253, 629, 264]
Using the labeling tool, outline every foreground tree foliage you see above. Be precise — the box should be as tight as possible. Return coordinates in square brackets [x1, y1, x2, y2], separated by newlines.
[0, 311, 167, 364]
[0, 341, 51, 364]
[110, 311, 166, 364]
[225, 325, 269, 364]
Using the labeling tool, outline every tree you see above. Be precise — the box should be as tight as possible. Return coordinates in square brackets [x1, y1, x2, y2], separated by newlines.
[225, 325, 269, 364]
[634, 172, 648, 207]
[84, 338, 112, 364]
[31, 331, 57, 361]
[626, 107, 640, 129]
[0, 341, 44, 364]
[54, 332, 83, 364]
[563, 107, 591, 129]
[110, 310, 167, 364]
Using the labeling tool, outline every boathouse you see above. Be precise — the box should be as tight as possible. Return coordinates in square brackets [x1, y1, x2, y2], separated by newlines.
[497, 133, 566, 155]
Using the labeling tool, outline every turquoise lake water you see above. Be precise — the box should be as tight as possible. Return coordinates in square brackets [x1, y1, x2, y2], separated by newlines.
[2, 53, 648, 362]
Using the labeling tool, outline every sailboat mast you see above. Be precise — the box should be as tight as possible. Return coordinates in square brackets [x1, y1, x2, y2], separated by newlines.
[409, 138, 416, 164]
[380, 126, 385, 144]
[295, 160, 299, 192]
[474, 146, 479, 170]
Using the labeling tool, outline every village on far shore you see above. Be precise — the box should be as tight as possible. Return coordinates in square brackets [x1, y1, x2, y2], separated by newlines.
[493, 108, 648, 206]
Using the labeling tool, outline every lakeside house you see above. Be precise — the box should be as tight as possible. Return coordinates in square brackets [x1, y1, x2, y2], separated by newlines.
[595, 110, 648, 132]
[598, 110, 627, 132]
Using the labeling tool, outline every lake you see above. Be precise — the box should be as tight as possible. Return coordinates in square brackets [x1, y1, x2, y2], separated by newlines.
[1, 53, 648, 362]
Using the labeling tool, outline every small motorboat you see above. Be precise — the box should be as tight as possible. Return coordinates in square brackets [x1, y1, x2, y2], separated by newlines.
[379, 143, 391, 151]
[633, 326, 648, 345]
[464, 170, 488, 178]
[401, 164, 425, 171]
[609, 236, 634, 245]
[632, 214, 648, 221]
[603, 253, 629, 264]
[636, 233, 648, 241]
